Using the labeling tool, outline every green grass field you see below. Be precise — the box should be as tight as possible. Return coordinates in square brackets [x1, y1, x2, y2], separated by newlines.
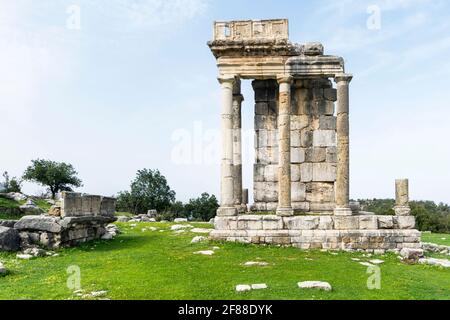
[0, 222, 449, 300]
[422, 233, 450, 246]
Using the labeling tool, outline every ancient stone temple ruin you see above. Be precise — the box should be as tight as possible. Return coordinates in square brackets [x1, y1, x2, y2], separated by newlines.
[208, 19, 421, 252]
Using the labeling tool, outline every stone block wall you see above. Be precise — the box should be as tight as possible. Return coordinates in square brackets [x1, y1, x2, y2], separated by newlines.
[211, 215, 421, 252]
[61, 192, 116, 217]
[252, 78, 337, 213]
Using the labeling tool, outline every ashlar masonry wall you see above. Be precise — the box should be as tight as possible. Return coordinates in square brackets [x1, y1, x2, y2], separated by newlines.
[253, 78, 338, 213]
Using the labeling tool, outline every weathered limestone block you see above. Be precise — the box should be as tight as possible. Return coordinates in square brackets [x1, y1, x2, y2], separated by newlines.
[378, 216, 394, 229]
[319, 116, 336, 130]
[334, 216, 359, 230]
[299, 130, 313, 148]
[256, 147, 278, 164]
[324, 88, 337, 101]
[262, 215, 283, 230]
[254, 164, 265, 182]
[313, 130, 336, 147]
[291, 202, 310, 211]
[394, 206, 411, 216]
[100, 197, 115, 216]
[305, 147, 326, 162]
[291, 115, 309, 130]
[284, 216, 319, 230]
[310, 203, 335, 212]
[291, 130, 301, 147]
[359, 216, 378, 230]
[291, 164, 301, 181]
[326, 147, 337, 163]
[306, 183, 334, 203]
[318, 216, 334, 229]
[14, 216, 63, 233]
[266, 202, 278, 211]
[255, 102, 269, 115]
[61, 192, 82, 217]
[255, 115, 277, 130]
[0, 226, 20, 251]
[312, 88, 324, 100]
[213, 217, 238, 230]
[251, 203, 266, 212]
[300, 163, 313, 182]
[395, 216, 416, 229]
[267, 130, 278, 147]
[254, 182, 278, 202]
[312, 163, 337, 182]
[304, 42, 324, 56]
[237, 216, 263, 230]
[316, 100, 335, 115]
[82, 195, 102, 216]
[256, 130, 268, 148]
[291, 182, 306, 202]
[264, 165, 278, 182]
[291, 148, 305, 163]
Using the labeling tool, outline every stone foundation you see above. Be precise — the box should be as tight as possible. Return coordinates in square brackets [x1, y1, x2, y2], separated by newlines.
[15, 215, 116, 249]
[210, 215, 421, 252]
[4, 192, 117, 250]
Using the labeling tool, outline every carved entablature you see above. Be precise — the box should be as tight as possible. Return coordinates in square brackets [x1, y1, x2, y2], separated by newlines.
[208, 19, 345, 79]
[213, 19, 289, 41]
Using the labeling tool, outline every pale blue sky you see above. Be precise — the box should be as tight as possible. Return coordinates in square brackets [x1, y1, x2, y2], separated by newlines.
[1, 0, 450, 203]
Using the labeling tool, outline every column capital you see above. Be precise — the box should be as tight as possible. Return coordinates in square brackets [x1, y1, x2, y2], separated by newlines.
[218, 75, 236, 86]
[334, 73, 353, 84]
[276, 74, 293, 85]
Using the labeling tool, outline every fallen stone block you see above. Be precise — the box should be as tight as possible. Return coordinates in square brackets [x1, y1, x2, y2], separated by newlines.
[419, 258, 450, 268]
[0, 226, 20, 252]
[251, 284, 268, 290]
[194, 250, 215, 256]
[191, 236, 207, 244]
[244, 261, 269, 267]
[236, 285, 252, 292]
[298, 281, 332, 291]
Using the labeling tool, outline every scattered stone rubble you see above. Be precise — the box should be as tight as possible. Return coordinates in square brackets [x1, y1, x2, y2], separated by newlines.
[422, 242, 450, 255]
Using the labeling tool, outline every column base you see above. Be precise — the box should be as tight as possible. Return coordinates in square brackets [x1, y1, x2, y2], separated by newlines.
[217, 207, 238, 217]
[394, 206, 411, 216]
[334, 207, 353, 216]
[276, 207, 294, 217]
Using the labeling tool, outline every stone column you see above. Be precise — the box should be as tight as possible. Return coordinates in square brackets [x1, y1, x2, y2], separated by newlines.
[232, 79, 244, 210]
[276, 75, 294, 216]
[217, 75, 238, 216]
[394, 179, 411, 215]
[334, 74, 353, 216]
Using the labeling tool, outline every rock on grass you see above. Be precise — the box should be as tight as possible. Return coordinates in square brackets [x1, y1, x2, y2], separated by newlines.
[298, 281, 332, 291]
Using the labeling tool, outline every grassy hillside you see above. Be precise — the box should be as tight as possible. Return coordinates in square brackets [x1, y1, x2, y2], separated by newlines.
[0, 222, 449, 300]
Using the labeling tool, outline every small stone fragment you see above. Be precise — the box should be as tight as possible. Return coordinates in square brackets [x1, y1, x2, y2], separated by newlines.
[251, 284, 268, 290]
[298, 281, 332, 291]
[236, 285, 252, 292]
[194, 250, 215, 256]
[191, 236, 207, 244]
[244, 261, 269, 266]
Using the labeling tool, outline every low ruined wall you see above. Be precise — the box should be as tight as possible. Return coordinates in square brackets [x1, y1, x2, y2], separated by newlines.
[61, 192, 115, 217]
[13, 192, 116, 249]
[210, 215, 421, 252]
